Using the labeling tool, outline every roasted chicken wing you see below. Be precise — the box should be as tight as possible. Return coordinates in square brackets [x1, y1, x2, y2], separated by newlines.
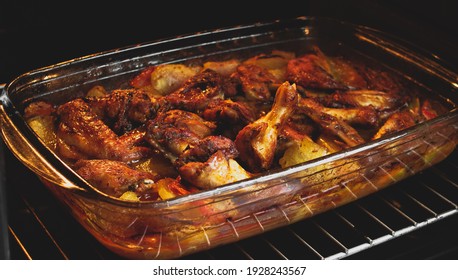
[56, 99, 151, 163]
[164, 69, 233, 112]
[372, 110, 416, 140]
[232, 63, 279, 101]
[146, 109, 246, 189]
[318, 90, 409, 111]
[202, 99, 257, 125]
[146, 109, 216, 161]
[297, 97, 366, 147]
[286, 47, 367, 91]
[88, 89, 161, 134]
[300, 96, 379, 126]
[178, 150, 253, 190]
[74, 159, 158, 197]
[178, 135, 239, 166]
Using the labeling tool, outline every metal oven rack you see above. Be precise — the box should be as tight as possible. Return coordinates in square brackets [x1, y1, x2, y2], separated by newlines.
[3, 142, 458, 260]
[186, 149, 458, 260]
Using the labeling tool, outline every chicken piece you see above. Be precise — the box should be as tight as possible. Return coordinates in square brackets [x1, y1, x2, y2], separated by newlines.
[235, 81, 298, 172]
[300, 97, 378, 127]
[88, 89, 161, 134]
[287, 54, 343, 90]
[178, 150, 253, 190]
[146, 109, 217, 161]
[353, 62, 404, 95]
[275, 113, 317, 158]
[233, 63, 279, 101]
[74, 159, 158, 197]
[146, 108, 240, 169]
[298, 97, 366, 147]
[56, 99, 151, 163]
[202, 99, 257, 126]
[178, 135, 239, 166]
[319, 90, 409, 111]
[322, 106, 379, 127]
[203, 98, 257, 139]
[372, 110, 417, 140]
[286, 47, 367, 91]
[164, 69, 234, 113]
[146, 106, 246, 190]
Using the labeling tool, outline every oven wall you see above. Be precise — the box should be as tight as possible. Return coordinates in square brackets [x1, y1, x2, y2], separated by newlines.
[308, 0, 458, 68]
[2, 0, 456, 84]
[0, 0, 310, 83]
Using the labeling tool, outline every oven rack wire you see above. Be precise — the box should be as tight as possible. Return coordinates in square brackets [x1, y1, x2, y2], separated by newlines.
[186, 148, 458, 260]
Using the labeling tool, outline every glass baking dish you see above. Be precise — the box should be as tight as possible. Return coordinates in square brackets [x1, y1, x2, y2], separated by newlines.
[1, 16, 457, 259]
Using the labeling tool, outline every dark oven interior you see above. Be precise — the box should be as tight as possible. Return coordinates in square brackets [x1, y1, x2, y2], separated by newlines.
[1, 0, 457, 259]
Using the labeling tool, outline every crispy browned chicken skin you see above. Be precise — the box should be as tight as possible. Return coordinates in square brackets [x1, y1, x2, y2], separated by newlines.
[163, 69, 233, 112]
[74, 159, 158, 197]
[88, 89, 160, 134]
[145, 109, 244, 188]
[146, 109, 217, 160]
[178, 150, 253, 190]
[286, 47, 367, 91]
[297, 97, 366, 147]
[318, 90, 409, 111]
[233, 63, 279, 101]
[56, 98, 151, 163]
[372, 111, 416, 140]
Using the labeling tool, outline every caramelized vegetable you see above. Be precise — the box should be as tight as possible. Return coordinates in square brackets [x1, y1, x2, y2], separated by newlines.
[279, 135, 329, 168]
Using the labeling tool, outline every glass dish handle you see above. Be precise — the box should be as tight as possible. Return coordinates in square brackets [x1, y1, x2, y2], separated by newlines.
[0, 84, 91, 194]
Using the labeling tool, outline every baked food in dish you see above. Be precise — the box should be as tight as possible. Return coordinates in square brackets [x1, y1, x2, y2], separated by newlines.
[24, 46, 449, 201]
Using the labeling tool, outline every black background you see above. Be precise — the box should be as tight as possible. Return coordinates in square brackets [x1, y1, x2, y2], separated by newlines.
[2, 0, 457, 83]
[1, 0, 458, 260]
